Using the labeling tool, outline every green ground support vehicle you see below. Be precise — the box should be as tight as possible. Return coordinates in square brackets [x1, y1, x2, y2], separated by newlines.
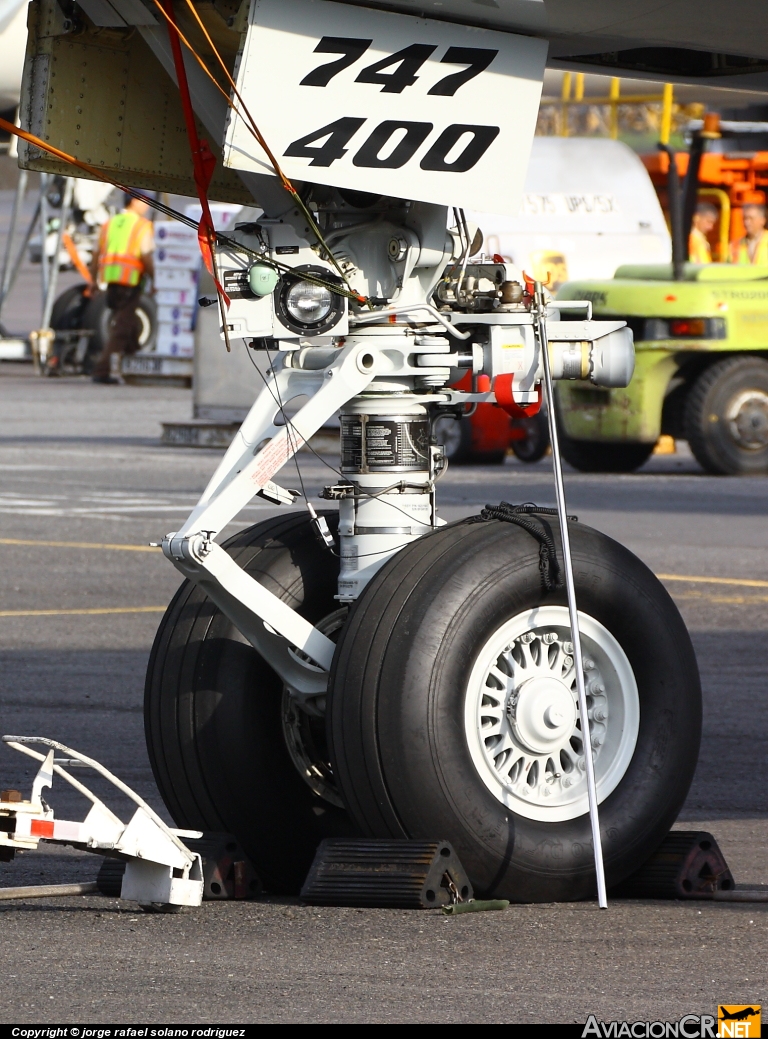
[556, 263, 768, 474]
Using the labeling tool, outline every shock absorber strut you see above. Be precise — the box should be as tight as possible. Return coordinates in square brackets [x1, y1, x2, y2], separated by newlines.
[333, 393, 437, 602]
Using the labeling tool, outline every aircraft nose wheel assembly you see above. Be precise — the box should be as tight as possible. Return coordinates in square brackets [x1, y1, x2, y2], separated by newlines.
[133, 0, 703, 906]
[144, 240, 702, 904]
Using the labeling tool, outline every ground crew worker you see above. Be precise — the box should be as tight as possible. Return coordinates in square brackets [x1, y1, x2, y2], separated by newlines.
[90, 193, 155, 383]
[688, 201, 717, 264]
[732, 202, 768, 265]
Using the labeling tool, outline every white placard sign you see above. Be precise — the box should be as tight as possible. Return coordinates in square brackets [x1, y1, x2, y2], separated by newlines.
[223, 0, 547, 214]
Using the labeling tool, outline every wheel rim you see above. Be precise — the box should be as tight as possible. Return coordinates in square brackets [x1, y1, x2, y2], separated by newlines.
[98, 303, 153, 349]
[433, 415, 463, 460]
[725, 388, 768, 450]
[281, 608, 347, 808]
[137, 305, 153, 348]
[464, 605, 639, 822]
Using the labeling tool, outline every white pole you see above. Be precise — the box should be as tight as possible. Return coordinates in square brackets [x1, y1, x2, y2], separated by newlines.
[534, 281, 608, 909]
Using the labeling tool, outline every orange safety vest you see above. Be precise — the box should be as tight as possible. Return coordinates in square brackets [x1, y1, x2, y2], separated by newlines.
[98, 211, 152, 286]
[688, 227, 712, 264]
[732, 231, 768, 265]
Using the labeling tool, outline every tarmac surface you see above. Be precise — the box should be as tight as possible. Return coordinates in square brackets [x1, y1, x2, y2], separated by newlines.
[0, 362, 766, 1024]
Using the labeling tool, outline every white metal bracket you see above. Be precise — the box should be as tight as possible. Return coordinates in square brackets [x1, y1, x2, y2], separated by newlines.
[163, 340, 377, 682]
[0, 736, 204, 908]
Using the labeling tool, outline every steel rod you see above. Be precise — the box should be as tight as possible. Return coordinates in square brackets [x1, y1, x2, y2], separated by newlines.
[39, 173, 49, 309]
[0, 168, 27, 318]
[0, 882, 98, 900]
[714, 889, 768, 902]
[535, 282, 608, 908]
[0, 199, 41, 312]
[41, 178, 74, 329]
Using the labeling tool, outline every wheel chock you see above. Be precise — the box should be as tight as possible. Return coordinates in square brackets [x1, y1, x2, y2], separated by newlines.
[610, 830, 734, 899]
[97, 832, 262, 901]
[300, 838, 474, 909]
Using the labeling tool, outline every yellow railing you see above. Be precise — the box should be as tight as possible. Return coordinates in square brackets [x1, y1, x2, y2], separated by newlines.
[548, 75, 675, 143]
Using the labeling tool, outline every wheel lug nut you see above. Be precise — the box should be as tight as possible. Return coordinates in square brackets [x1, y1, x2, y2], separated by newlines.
[584, 659, 594, 670]
[542, 632, 557, 645]
[564, 642, 574, 655]
[520, 632, 535, 644]
[591, 735, 602, 749]
[593, 708, 606, 721]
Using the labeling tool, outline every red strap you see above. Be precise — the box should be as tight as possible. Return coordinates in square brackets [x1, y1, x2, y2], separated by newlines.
[494, 374, 542, 417]
[162, 0, 229, 306]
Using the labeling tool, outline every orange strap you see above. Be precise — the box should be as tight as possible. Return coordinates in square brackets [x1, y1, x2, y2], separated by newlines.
[62, 233, 92, 284]
[0, 116, 131, 196]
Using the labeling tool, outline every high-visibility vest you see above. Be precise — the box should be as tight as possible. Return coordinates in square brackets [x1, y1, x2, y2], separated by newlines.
[688, 227, 712, 264]
[98, 211, 152, 286]
[732, 231, 768, 265]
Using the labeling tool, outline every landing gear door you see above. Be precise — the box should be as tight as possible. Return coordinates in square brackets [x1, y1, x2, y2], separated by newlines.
[223, 0, 547, 214]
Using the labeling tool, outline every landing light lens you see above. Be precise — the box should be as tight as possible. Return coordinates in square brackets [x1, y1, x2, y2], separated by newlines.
[285, 280, 334, 326]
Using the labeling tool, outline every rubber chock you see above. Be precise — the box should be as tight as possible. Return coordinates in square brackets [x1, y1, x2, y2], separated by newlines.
[300, 839, 473, 909]
[96, 832, 262, 901]
[610, 831, 734, 899]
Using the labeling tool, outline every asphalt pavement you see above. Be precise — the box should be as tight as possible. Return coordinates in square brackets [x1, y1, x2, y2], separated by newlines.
[0, 362, 766, 1024]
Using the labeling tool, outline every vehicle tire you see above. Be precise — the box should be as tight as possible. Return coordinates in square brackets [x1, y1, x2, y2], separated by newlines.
[80, 291, 157, 371]
[328, 517, 701, 902]
[433, 413, 473, 463]
[144, 511, 354, 894]
[559, 435, 654, 473]
[48, 285, 90, 373]
[685, 356, 768, 475]
[433, 413, 507, 465]
[511, 409, 550, 463]
[50, 284, 89, 331]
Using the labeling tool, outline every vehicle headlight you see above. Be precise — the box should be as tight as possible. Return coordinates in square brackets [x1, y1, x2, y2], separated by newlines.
[275, 265, 344, 336]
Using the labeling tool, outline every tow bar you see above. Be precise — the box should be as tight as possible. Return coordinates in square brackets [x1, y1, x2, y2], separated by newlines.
[0, 735, 204, 909]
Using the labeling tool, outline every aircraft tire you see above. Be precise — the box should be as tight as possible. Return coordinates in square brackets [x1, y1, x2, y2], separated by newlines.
[328, 517, 701, 902]
[144, 511, 354, 894]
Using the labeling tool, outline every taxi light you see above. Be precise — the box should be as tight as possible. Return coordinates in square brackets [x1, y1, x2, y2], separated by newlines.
[274, 264, 344, 335]
[286, 281, 334, 326]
